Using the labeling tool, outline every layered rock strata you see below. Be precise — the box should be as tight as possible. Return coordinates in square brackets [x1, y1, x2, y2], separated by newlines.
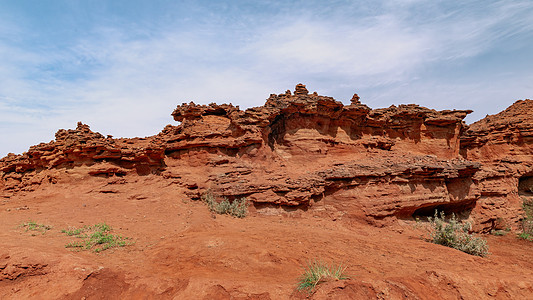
[1, 84, 531, 231]
[0, 122, 164, 191]
[461, 99, 533, 231]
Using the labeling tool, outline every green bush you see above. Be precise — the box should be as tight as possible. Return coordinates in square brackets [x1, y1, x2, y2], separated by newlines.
[297, 260, 349, 292]
[62, 223, 129, 253]
[519, 198, 533, 241]
[201, 190, 248, 218]
[427, 211, 489, 257]
[519, 218, 533, 241]
[518, 232, 533, 241]
[20, 221, 52, 235]
[523, 198, 533, 217]
[490, 229, 508, 236]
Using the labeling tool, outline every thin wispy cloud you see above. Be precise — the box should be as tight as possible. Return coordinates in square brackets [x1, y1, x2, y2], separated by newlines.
[0, 0, 532, 157]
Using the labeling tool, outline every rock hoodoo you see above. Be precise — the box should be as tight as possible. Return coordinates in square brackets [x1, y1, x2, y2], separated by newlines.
[1, 85, 531, 231]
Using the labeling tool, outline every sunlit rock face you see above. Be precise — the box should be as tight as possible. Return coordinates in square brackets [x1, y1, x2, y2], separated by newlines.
[1, 85, 531, 232]
[460, 99, 533, 231]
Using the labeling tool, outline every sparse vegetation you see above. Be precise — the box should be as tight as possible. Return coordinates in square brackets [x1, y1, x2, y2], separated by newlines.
[297, 260, 349, 293]
[490, 229, 509, 236]
[201, 190, 248, 218]
[518, 232, 533, 241]
[61, 223, 129, 253]
[524, 198, 533, 216]
[518, 198, 533, 241]
[427, 211, 489, 257]
[20, 221, 52, 235]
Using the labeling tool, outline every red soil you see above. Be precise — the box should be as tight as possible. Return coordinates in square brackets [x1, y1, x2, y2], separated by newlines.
[2, 173, 533, 299]
[1, 85, 533, 298]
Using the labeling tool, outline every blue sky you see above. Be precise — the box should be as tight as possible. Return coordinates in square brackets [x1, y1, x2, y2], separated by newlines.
[1, 0, 532, 157]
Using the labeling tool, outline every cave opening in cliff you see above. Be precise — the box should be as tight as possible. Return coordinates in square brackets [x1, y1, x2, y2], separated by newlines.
[518, 175, 533, 198]
[411, 200, 476, 221]
[267, 114, 287, 149]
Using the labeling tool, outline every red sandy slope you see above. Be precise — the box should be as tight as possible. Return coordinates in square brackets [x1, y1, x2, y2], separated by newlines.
[1, 172, 532, 299]
[1, 85, 533, 299]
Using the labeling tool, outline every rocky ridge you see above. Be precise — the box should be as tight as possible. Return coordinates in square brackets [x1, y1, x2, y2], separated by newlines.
[461, 99, 533, 231]
[1, 84, 532, 232]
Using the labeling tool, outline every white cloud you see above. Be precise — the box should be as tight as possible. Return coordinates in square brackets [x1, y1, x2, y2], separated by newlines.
[1, 1, 532, 157]
[248, 16, 428, 80]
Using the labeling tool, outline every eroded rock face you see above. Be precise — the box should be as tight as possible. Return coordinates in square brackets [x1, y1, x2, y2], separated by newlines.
[166, 83, 470, 159]
[0, 85, 530, 231]
[461, 99, 533, 231]
[0, 122, 165, 191]
[461, 99, 533, 161]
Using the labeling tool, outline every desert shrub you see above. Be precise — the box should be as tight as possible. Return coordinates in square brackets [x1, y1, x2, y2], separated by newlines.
[427, 211, 489, 257]
[20, 221, 52, 235]
[518, 232, 533, 241]
[519, 198, 533, 241]
[523, 198, 533, 217]
[62, 223, 129, 253]
[297, 260, 349, 292]
[490, 229, 509, 236]
[201, 190, 248, 218]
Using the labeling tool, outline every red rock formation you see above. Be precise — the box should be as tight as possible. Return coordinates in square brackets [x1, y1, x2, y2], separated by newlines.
[461, 99, 533, 161]
[460, 99, 533, 231]
[155, 84, 477, 224]
[0, 85, 530, 231]
[0, 122, 164, 191]
[3, 85, 533, 300]
[166, 83, 470, 158]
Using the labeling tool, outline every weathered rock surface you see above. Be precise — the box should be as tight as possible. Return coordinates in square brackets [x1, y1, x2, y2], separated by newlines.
[461, 99, 533, 161]
[461, 99, 533, 231]
[167, 83, 470, 159]
[0, 85, 531, 231]
[0, 122, 165, 191]
[1, 85, 533, 299]
[157, 84, 480, 226]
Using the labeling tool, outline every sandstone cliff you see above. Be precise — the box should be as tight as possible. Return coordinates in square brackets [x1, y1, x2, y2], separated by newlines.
[1, 84, 531, 232]
[461, 99, 533, 231]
